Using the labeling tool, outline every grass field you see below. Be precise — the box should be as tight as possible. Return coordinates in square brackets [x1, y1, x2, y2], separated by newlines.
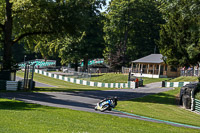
[3, 71, 200, 132]
[0, 98, 199, 133]
[16, 71, 111, 91]
[116, 87, 200, 127]
[90, 73, 169, 85]
[169, 76, 198, 82]
[16, 71, 168, 91]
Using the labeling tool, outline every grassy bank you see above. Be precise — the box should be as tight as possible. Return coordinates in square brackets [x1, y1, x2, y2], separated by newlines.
[90, 73, 168, 85]
[16, 71, 111, 91]
[169, 76, 198, 82]
[17, 71, 168, 91]
[0, 98, 199, 133]
[116, 87, 200, 127]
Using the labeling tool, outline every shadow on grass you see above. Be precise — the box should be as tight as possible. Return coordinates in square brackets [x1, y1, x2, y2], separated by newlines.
[33, 87, 104, 92]
[91, 74, 103, 77]
[33, 88, 175, 106]
[0, 92, 97, 110]
[0, 100, 42, 110]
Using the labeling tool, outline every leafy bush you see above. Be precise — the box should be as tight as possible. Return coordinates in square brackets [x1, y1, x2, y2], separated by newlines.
[194, 84, 200, 100]
[195, 92, 200, 100]
[198, 76, 200, 82]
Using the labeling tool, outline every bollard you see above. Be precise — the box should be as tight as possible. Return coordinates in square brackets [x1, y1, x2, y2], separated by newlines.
[162, 81, 165, 87]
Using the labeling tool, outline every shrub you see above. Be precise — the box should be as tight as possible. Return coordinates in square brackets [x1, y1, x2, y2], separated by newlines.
[195, 83, 200, 93]
[195, 92, 200, 100]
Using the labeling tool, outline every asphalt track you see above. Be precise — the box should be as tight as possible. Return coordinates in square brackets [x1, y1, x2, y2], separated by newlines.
[0, 81, 199, 130]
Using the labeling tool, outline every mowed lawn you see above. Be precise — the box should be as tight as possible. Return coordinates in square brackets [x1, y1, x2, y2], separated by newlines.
[2, 71, 199, 132]
[91, 73, 169, 85]
[0, 98, 199, 133]
[116, 87, 200, 127]
[169, 76, 198, 82]
[16, 71, 168, 91]
[16, 71, 111, 91]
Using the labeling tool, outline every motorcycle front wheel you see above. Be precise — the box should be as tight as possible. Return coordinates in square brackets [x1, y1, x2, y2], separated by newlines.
[100, 105, 109, 112]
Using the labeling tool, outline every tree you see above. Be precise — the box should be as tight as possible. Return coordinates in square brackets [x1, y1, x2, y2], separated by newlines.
[39, 0, 106, 71]
[103, 0, 164, 69]
[157, 0, 200, 67]
[0, 0, 95, 70]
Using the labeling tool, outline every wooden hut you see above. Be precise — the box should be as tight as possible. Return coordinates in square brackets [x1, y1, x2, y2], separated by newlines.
[131, 54, 180, 78]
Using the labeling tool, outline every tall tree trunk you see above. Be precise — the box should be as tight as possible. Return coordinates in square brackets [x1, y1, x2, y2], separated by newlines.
[83, 57, 88, 72]
[122, 1, 130, 66]
[3, 0, 13, 70]
[74, 61, 78, 71]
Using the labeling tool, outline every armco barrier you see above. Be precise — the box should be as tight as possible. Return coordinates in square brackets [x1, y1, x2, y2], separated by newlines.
[194, 99, 200, 113]
[6, 81, 18, 91]
[34, 69, 135, 89]
[0, 80, 22, 91]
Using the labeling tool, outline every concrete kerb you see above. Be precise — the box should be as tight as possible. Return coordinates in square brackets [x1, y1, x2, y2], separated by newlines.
[34, 69, 135, 89]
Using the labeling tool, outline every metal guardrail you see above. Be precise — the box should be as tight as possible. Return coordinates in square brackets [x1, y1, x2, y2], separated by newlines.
[122, 67, 131, 73]
[194, 99, 200, 113]
[6, 81, 18, 91]
[18, 59, 56, 69]
[180, 70, 199, 76]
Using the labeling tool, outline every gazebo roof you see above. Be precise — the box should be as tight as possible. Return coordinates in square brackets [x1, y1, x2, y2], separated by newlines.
[132, 54, 164, 64]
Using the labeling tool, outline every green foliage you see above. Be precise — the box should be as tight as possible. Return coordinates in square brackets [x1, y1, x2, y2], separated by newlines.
[0, 0, 106, 70]
[36, 1, 106, 70]
[195, 83, 200, 96]
[195, 92, 200, 100]
[104, 0, 164, 69]
[157, 0, 200, 67]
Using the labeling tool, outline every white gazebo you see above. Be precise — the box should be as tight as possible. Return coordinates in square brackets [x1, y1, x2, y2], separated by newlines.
[131, 54, 180, 78]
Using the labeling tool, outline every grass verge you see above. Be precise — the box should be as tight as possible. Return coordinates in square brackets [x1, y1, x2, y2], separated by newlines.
[0, 98, 199, 133]
[16, 71, 168, 91]
[90, 73, 169, 85]
[16, 71, 113, 91]
[169, 76, 198, 82]
[116, 87, 200, 127]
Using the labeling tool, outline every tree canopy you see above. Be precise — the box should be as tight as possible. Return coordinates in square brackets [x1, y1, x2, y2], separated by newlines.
[0, 0, 101, 70]
[157, 0, 200, 67]
[1, 0, 199, 72]
[34, 0, 106, 71]
[103, 0, 164, 70]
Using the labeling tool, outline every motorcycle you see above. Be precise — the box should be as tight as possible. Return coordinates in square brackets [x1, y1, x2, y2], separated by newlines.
[94, 97, 118, 112]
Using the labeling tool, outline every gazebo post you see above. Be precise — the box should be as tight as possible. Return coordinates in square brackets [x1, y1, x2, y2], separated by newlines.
[135, 64, 138, 73]
[158, 64, 161, 75]
[147, 64, 149, 74]
[131, 62, 133, 72]
[141, 64, 143, 74]
[138, 63, 141, 73]
[153, 64, 155, 74]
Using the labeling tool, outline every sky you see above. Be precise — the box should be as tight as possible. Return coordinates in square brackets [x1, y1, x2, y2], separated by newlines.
[100, 0, 110, 12]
